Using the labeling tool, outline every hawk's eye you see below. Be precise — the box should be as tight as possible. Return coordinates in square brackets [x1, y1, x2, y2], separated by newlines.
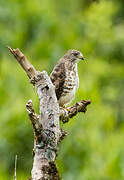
[73, 52, 78, 56]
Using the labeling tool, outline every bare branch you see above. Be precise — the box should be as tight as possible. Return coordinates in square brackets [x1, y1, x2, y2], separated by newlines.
[8, 46, 36, 79]
[26, 100, 41, 136]
[60, 100, 91, 123]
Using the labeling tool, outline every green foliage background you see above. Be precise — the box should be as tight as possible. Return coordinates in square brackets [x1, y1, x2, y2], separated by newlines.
[0, 0, 124, 179]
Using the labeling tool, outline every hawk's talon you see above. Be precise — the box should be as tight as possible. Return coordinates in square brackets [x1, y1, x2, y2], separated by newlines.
[59, 106, 69, 123]
[62, 106, 70, 112]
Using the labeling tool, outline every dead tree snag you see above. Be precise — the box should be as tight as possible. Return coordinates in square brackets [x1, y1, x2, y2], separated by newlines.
[8, 47, 91, 180]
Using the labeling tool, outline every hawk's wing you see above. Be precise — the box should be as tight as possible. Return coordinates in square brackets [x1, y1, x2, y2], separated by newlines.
[50, 61, 66, 100]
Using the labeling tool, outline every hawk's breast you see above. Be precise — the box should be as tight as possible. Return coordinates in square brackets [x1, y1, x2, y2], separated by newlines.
[59, 63, 79, 106]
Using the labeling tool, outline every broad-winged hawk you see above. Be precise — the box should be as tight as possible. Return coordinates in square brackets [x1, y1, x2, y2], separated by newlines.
[50, 50, 84, 106]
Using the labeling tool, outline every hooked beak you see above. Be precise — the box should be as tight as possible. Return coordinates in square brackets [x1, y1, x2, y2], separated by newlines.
[80, 56, 84, 60]
[78, 54, 85, 60]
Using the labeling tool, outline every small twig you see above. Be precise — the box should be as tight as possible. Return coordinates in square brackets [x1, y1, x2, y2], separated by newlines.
[60, 100, 91, 123]
[26, 100, 41, 136]
[14, 155, 17, 180]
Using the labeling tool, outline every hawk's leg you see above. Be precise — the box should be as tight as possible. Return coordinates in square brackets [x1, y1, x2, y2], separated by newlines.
[59, 106, 70, 123]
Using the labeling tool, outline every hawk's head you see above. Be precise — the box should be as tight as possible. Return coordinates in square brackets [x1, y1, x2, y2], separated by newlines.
[64, 49, 84, 63]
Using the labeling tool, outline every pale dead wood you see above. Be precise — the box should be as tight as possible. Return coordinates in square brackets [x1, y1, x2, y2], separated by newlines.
[8, 47, 61, 179]
[26, 100, 41, 136]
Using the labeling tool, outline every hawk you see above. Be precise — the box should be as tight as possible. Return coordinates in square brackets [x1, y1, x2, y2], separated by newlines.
[50, 50, 84, 107]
